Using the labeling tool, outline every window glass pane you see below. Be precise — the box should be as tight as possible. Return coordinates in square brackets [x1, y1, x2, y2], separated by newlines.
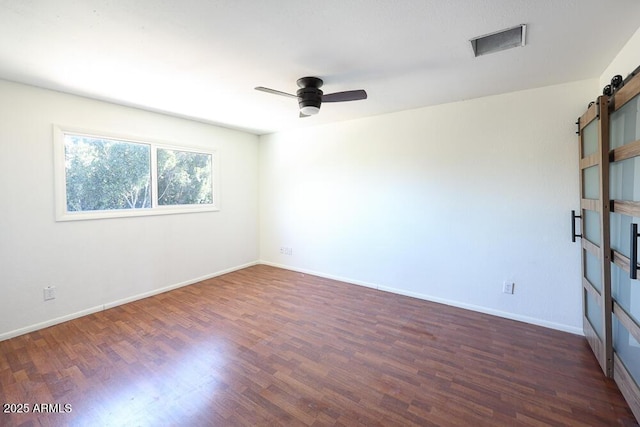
[582, 119, 598, 157]
[157, 148, 213, 206]
[610, 212, 640, 258]
[610, 157, 640, 201]
[613, 314, 640, 383]
[612, 261, 640, 325]
[583, 209, 600, 246]
[584, 249, 602, 292]
[586, 289, 602, 339]
[582, 166, 599, 200]
[64, 135, 151, 211]
[610, 94, 640, 150]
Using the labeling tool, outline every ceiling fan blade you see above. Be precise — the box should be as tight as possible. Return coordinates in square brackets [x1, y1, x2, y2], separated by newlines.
[322, 89, 367, 103]
[255, 86, 297, 98]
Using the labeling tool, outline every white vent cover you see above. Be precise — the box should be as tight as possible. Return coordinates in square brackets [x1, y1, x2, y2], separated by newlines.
[470, 24, 526, 57]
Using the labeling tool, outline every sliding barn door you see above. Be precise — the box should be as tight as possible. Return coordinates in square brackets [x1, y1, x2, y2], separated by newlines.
[576, 96, 612, 377]
[609, 72, 640, 420]
[576, 70, 640, 421]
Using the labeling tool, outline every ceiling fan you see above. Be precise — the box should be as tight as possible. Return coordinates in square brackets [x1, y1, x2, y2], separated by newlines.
[255, 77, 367, 117]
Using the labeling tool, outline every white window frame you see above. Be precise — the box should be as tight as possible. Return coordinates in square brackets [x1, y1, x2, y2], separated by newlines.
[53, 125, 219, 221]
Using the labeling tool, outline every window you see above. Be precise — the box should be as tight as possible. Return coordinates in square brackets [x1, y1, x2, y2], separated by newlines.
[54, 126, 218, 221]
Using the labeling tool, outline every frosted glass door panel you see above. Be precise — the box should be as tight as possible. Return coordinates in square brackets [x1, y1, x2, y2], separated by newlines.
[585, 250, 602, 292]
[610, 158, 640, 201]
[610, 213, 640, 259]
[582, 120, 598, 157]
[613, 315, 640, 383]
[610, 213, 638, 257]
[586, 290, 603, 339]
[612, 262, 640, 325]
[610, 95, 640, 150]
[583, 166, 599, 200]
[584, 209, 601, 246]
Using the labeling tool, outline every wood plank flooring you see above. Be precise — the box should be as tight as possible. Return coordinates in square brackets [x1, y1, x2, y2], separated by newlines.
[0, 265, 637, 426]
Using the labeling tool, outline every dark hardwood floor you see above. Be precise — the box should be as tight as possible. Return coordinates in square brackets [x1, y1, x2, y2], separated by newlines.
[0, 265, 637, 426]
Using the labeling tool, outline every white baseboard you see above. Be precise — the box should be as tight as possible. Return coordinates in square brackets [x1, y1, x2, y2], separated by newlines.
[103, 261, 258, 310]
[0, 305, 106, 343]
[2, 260, 582, 342]
[258, 260, 584, 336]
[259, 260, 380, 290]
[0, 261, 258, 342]
[377, 283, 583, 336]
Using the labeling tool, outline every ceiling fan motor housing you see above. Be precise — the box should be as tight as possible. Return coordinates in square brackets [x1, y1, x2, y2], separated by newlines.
[296, 77, 324, 112]
[297, 87, 323, 111]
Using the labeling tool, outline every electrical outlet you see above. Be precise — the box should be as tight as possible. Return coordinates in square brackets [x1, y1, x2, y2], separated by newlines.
[43, 286, 56, 301]
[503, 281, 515, 294]
[279, 247, 293, 255]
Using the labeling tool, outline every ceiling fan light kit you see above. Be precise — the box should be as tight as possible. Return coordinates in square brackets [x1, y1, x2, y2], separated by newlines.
[300, 105, 320, 116]
[255, 76, 367, 118]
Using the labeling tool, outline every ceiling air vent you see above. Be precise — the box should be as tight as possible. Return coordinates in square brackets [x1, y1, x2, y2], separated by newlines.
[470, 24, 526, 57]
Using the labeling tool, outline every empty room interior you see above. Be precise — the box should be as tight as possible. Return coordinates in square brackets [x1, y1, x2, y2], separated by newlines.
[2, 1, 640, 425]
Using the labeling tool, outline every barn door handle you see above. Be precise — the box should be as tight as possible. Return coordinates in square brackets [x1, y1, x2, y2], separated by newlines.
[571, 210, 582, 242]
[631, 224, 640, 279]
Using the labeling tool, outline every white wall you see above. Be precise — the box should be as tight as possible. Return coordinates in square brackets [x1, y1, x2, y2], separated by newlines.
[3, 21, 637, 340]
[600, 25, 640, 89]
[0, 80, 259, 339]
[259, 79, 597, 334]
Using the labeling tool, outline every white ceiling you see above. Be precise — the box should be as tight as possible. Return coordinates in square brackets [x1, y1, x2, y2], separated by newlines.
[1, 1, 639, 135]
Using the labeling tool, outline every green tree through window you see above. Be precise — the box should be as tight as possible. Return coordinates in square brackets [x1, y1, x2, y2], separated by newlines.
[157, 148, 213, 206]
[58, 130, 216, 220]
